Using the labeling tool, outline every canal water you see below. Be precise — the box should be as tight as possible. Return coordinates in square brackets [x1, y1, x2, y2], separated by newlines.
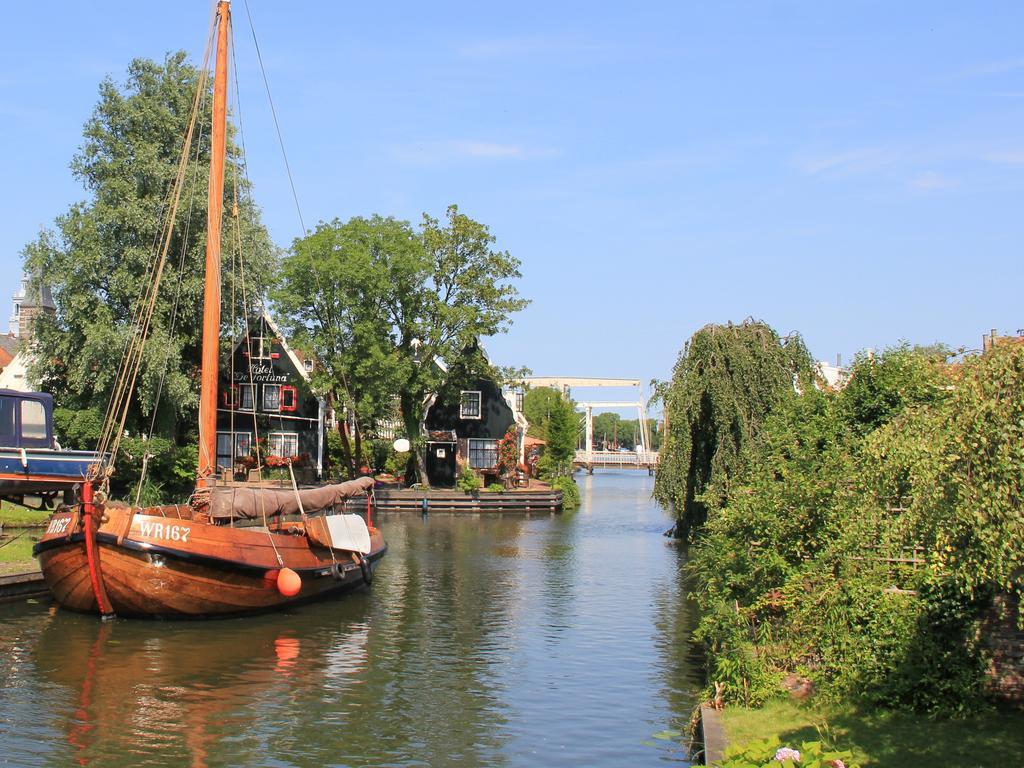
[0, 472, 702, 767]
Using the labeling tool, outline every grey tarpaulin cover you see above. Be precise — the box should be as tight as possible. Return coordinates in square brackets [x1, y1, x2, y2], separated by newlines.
[208, 476, 375, 520]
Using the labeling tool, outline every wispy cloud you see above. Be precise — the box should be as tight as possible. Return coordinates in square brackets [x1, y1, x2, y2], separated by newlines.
[951, 57, 1024, 80]
[793, 146, 891, 176]
[390, 139, 559, 166]
[909, 171, 957, 191]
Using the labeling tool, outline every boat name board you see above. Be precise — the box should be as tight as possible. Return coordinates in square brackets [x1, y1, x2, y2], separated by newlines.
[138, 521, 191, 543]
[46, 515, 73, 535]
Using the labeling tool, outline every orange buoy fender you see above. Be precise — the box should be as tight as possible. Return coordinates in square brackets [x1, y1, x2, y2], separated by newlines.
[276, 567, 301, 597]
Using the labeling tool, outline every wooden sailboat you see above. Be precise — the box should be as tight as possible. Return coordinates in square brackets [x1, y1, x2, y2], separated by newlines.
[33, 1, 385, 619]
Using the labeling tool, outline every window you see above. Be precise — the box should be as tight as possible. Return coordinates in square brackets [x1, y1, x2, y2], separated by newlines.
[21, 400, 47, 444]
[303, 358, 313, 373]
[250, 332, 272, 360]
[262, 384, 281, 412]
[222, 385, 239, 408]
[280, 385, 298, 412]
[268, 432, 299, 458]
[216, 433, 233, 470]
[216, 432, 252, 470]
[239, 384, 254, 410]
[468, 438, 498, 469]
[0, 396, 15, 445]
[460, 391, 482, 419]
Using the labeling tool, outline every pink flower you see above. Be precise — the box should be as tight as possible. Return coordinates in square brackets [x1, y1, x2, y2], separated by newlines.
[774, 747, 801, 762]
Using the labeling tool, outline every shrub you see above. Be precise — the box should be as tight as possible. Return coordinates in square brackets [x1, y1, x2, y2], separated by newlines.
[549, 475, 580, 509]
[457, 464, 482, 493]
[687, 342, 1022, 714]
[716, 736, 858, 768]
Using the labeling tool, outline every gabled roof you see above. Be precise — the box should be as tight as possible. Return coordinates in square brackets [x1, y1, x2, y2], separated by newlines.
[231, 308, 312, 383]
[0, 334, 18, 358]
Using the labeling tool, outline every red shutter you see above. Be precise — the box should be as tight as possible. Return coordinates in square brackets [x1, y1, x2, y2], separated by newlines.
[222, 385, 239, 408]
[281, 385, 298, 412]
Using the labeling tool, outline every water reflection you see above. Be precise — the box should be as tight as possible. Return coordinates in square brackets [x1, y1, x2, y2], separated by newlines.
[0, 472, 700, 767]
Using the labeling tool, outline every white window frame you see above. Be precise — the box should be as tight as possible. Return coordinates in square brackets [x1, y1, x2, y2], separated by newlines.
[459, 390, 482, 420]
[262, 384, 281, 412]
[238, 383, 255, 411]
[268, 431, 299, 458]
[250, 331, 273, 360]
[468, 438, 498, 469]
[216, 431, 252, 469]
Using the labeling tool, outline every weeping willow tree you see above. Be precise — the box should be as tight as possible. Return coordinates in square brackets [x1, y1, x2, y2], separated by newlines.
[654, 319, 814, 539]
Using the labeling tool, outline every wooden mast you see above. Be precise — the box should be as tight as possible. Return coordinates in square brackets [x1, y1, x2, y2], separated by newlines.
[198, 0, 231, 486]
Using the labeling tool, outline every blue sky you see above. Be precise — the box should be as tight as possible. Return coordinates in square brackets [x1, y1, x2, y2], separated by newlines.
[2, 1, 1022, 403]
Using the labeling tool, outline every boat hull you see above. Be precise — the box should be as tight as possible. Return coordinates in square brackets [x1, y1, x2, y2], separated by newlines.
[34, 507, 385, 618]
[0, 447, 99, 497]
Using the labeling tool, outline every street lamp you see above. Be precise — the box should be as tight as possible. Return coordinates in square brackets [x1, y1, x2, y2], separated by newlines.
[410, 337, 422, 364]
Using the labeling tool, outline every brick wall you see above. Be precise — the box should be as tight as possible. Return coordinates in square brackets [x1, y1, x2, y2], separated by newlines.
[983, 591, 1024, 704]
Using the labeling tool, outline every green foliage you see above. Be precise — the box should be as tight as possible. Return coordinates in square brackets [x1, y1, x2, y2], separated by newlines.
[274, 205, 528, 484]
[591, 413, 662, 450]
[457, 464, 482, 493]
[543, 392, 580, 477]
[486, 483, 505, 493]
[655, 320, 814, 539]
[523, 386, 563, 439]
[24, 52, 274, 438]
[53, 407, 104, 450]
[549, 476, 580, 509]
[689, 342, 1024, 714]
[723, 698, 1024, 768]
[716, 736, 859, 768]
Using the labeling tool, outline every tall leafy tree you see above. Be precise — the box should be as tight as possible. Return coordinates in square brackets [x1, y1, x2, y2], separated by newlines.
[522, 386, 565, 439]
[23, 52, 275, 448]
[275, 205, 529, 482]
[654, 319, 814, 539]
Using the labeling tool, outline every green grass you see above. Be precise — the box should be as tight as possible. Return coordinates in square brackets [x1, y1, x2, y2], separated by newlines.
[0, 500, 51, 527]
[0, 501, 47, 574]
[722, 699, 1024, 768]
[0, 533, 40, 574]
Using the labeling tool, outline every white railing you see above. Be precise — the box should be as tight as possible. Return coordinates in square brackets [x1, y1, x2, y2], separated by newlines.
[574, 450, 659, 466]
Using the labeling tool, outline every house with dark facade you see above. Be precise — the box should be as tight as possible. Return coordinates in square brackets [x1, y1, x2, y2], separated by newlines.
[422, 350, 527, 487]
[215, 311, 326, 478]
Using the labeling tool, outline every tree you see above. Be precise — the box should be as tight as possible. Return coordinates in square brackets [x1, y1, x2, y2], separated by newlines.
[275, 205, 529, 482]
[654, 319, 814, 539]
[522, 386, 565, 439]
[541, 392, 579, 477]
[22, 52, 275, 499]
[274, 215, 423, 475]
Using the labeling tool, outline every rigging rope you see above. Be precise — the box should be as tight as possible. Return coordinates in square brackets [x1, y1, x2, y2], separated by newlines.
[93, 8, 219, 489]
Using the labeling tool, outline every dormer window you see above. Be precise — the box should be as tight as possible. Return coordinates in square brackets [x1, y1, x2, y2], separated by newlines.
[252, 332, 272, 360]
[460, 391, 482, 419]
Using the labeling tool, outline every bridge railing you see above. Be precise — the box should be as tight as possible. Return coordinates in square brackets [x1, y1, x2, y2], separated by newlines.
[573, 450, 659, 466]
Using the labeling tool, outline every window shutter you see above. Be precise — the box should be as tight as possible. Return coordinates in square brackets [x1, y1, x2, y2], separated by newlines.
[281, 385, 298, 412]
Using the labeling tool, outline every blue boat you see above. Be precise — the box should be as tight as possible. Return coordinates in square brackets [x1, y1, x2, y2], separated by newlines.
[0, 389, 99, 507]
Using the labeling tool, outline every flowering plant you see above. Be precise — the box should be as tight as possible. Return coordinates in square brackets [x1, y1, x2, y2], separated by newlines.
[715, 737, 856, 768]
[495, 426, 519, 477]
